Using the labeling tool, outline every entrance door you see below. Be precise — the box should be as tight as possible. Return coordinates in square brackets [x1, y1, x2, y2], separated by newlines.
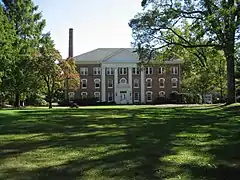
[120, 91, 127, 104]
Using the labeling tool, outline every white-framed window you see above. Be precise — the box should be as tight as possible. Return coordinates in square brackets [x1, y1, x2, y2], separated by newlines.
[158, 67, 165, 74]
[106, 67, 114, 75]
[81, 92, 88, 99]
[146, 91, 153, 102]
[145, 67, 153, 75]
[108, 79, 113, 88]
[119, 78, 127, 84]
[94, 79, 100, 89]
[133, 79, 139, 88]
[93, 67, 101, 75]
[146, 78, 152, 88]
[133, 92, 140, 102]
[80, 67, 88, 75]
[159, 78, 165, 88]
[81, 79, 87, 89]
[108, 92, 113, 102]
[172, 78, 178, 88]
[119, 67, 127, 75]
[172, 67, 178, 75]
[94, 92, 100, 102]
[132, 67, 140, 75]
[159, 91, 165, 97]
[68, 92, 75, 101]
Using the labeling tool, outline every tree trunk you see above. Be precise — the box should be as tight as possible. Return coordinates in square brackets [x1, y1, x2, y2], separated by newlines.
[14, 91, 20, 107]
[49, 94, 52, 109]
[224, 44, 236, 104]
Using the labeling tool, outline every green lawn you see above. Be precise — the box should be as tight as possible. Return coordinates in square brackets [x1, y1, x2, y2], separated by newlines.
[0, 104, 240, 180]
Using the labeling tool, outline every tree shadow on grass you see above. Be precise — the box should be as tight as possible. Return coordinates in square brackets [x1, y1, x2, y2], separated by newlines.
[0, 106, 240, 179]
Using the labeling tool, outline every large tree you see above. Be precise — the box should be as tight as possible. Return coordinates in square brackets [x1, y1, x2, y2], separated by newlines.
[129, 0, 240, 104]
[2, 0, 46, 107]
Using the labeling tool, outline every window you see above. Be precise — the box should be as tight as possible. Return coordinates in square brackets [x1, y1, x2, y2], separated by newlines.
[94, 92, 100, 102]
[106, 67, 114, 75]
[134, 92, 140, 102]
[159, 91, 165, 97]
[146, 91, 152, 102]
[119, 67, 127, 75]
[133, 79, 139, 88]
[172, 67, 178, 75]
[132, 67, 140, 75]
[68, 92, 75, 101]
[108, 79, 113, 88]
[159, 67, 165, 74]
[159, 78, 165, 88]
[120, 78, 127, 84]
[108, 92, 113, 102]
[145, 67, 153, 75]
[81, 92, 88, 99]
[94, 79, 100, 88]
[93, 67, 101, 75]
[146, 78, 152, 88]
[172, 78, 178, 88]
[80, 68, 88, 75]
[81, 79, 87, 89]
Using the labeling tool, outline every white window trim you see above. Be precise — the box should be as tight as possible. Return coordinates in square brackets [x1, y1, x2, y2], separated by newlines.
[145, 67, 153, 75]
[159, 91, 165, 97]
[119, 77, 127, 84]
[68, 92, 75, 101]
[159, 78, 165, 88]
[93, 67, 101, 75]
[133, 79, 140, 88]
[132, 67, 140, 75]
[133, 92, 140, 102]
[81, 92, 88, 99]
[146, 91, 153, 102]
[146, 78, 152, 88]
[94, 78, 101, 89]
[81, 79, 87, 89]
[108, 79, 113, 88]
[94, 92, 101, 102]
[159, 67, 165, 74]
[172, 67, 178, 75]
[80, 67, 88, 75]
[108, 92, 114, 102]
[172, 78, 178, 88]
[106, 67, 114, 75]
[119, 67, 127, 75]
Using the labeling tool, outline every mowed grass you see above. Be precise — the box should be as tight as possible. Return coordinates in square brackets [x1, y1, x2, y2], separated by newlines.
[0, 104, 240, 180]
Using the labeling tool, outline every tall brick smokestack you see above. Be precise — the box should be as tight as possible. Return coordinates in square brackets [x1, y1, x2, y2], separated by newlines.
[68, 28, 73, 58]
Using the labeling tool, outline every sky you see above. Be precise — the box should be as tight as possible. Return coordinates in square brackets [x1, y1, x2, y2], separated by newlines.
[33, 0, 143, 58]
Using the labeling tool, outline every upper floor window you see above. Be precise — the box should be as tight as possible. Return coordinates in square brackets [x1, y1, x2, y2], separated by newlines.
[108, 79, 113, 88]
[172, 67, 178, 75]
[93, 67, 101, 75]
[145, 67, 153, 75]
[94, 92, 100, 102]
[81, 92, 88, 99]
[120, 78, 127, 84]
[81, 79, 87, 89]
[146, 91, 153, 102]
[159, 78, 165, 88]
[158, 67, 165, 74]
[80, 67, 88, 75]
[133, 79, 140, 88]
[146, 78, 152, 88]
[119, 67, 127, 75]
[132, 67, 140, 75]
[94, 79, 100, 88]
[172, 78, 178, 88]
[106, 67, 114, 75]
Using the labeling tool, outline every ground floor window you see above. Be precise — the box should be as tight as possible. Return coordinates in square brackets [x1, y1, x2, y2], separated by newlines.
[146, 91, 152, 102]
[94, 92, 100, 102]
[108, 92, 113, 102]
[133, 92, 139, 102]
[81, 92, 88, 99]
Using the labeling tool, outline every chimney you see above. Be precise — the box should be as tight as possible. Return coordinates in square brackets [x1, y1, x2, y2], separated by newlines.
[68, 28, 73, 58]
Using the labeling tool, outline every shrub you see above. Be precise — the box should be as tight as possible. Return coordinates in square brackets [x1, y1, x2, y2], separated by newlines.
[153, 97, 166, 104]
[169, 92, 180, 103]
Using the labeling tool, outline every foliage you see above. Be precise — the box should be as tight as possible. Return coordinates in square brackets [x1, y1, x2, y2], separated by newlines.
[2, 0, 46, 107]
[129, 0, 240, 104]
